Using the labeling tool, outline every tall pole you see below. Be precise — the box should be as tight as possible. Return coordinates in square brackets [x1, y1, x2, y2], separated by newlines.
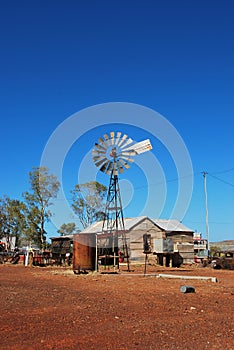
[203, 172, 210, 256]
[95, 234, 98, 272]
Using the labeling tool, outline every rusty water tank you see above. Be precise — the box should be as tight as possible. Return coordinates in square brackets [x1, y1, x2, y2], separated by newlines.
[73, 233, 96, 273]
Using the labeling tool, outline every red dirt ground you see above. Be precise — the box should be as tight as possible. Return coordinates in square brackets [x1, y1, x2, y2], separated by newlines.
[0, 264, 233, 350]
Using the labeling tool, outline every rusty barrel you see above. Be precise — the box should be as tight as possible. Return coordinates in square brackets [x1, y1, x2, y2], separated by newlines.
[73, 233, 96, 273]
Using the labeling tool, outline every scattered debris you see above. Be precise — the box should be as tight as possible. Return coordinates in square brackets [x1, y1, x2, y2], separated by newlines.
[157, 273, 217, 283]
[180, 285, 195, 293]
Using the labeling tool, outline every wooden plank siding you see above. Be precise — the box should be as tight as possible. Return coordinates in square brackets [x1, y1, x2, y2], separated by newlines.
[122, 218, 164, 262]
[121, 219, 194, 264]
[166, 232, 194, 244]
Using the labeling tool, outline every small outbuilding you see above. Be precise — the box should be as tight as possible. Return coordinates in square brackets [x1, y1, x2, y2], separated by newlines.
[50, 235, 73, 265]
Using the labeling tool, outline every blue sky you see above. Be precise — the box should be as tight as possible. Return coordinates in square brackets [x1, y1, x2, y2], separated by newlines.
[0, 0, 233, 242]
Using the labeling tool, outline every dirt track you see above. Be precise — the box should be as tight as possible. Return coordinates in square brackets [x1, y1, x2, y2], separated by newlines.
[0, 264, 233, 350]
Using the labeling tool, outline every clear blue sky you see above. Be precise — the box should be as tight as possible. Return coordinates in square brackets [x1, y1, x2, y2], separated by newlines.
[0, 0, 233, 242]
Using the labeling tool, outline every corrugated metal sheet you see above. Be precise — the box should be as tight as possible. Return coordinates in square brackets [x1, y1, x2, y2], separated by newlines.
[79, 216, 149, 234]
[152, 219, 194, 233]
[124, 216, 148, 230]
[78, 217, 194, 235]
[80, 221, 103, 234]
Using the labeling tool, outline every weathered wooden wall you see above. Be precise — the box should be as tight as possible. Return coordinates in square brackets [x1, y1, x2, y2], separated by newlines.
[122, 220, 194, 264]
[125, 218, 164, 262]
[176, 243, 194, 264]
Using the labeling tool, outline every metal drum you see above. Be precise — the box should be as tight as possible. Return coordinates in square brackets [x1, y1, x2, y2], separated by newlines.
[73, 233, 96, 273]
[180, 285, 195, 293]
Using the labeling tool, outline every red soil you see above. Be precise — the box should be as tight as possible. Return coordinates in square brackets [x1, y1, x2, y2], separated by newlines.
[0, 264, 233, 350]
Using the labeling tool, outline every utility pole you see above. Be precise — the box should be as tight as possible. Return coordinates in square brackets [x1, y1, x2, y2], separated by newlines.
[202, 172, 210, 256]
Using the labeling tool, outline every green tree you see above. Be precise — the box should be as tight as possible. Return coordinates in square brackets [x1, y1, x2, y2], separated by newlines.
[22, 205, 44, 247]
[71, 181, 107, 229]
[57, 222, 77, 236]
[23, 167, 60, 250]
[0, 196, 26, 249]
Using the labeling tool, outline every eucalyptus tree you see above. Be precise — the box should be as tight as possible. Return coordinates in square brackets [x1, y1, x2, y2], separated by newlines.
[57, 222, 77, 236]
[71, 181, 107, 229]
[23, 166, 60, 250]
[0, 196, 26, 249]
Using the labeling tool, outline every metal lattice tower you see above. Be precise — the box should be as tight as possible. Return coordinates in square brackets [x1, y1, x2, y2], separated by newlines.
[92, 131, 152, 271]
[102, 161, 125, 232]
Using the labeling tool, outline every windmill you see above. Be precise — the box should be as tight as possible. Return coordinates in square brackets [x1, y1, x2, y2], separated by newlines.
[92, 131, 152, 270]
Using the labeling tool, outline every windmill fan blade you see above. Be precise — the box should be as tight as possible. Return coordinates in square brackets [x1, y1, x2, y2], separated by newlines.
[114, 131, 122, 145]
[100, 161, 111, 173]
[116, 160, 125, 174]
[105, 167, 113, 176]
[110, 131, 115, 145]
[95, 157, 108, 168]
[118, 158, 131, 169]
[119, 155, 135, 163]
[98, 137, 109, 149]
[119, 150, 136, 157]
[92, 148, 106, 154]
[92, 155, 105, 163]
[103, 133, 112, 146]
[92, 151, 106, 158]
[120, 137, 134, 149]
[105, 161, 114, 175]
[117, 134, 128, 147]
[94, 142, 106, 151]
